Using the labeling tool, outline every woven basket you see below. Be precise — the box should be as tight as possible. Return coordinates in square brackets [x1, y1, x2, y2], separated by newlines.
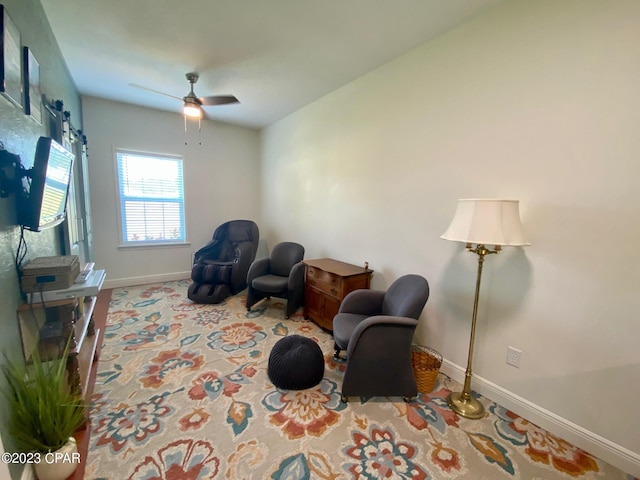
[411, 345, 442, 393]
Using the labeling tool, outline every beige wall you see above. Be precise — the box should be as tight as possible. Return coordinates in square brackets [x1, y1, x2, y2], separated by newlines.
[81, 97, 261, 286]
[261, 0, 640, 472]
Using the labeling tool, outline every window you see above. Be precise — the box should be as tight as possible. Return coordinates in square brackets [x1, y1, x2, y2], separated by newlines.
[116, 150, 186, 245]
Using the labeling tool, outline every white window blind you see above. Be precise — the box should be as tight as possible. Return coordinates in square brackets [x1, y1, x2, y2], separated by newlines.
[116, 150, 186, 245]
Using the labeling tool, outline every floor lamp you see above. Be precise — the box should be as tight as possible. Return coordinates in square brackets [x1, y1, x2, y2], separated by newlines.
[441, 199, 529, 419]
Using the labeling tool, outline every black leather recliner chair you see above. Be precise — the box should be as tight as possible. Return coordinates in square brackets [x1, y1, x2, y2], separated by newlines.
[188, 220, 259, 304]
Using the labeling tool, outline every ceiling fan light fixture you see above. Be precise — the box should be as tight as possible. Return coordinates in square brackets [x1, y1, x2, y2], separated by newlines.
[183, 99, 202, 118]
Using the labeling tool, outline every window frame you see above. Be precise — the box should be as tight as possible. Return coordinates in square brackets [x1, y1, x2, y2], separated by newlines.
[114, 148, 188, 248]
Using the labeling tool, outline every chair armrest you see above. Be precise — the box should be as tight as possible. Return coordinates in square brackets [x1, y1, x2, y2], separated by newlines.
[339, 289, 386, 315]
[288, 261, 306, 291]
[230, 242, 256, 291]
[234, 242, 254, 264]
[247, 258, 270, 284]
[193, 239, 221, 264]
[346, 315, 419, 359]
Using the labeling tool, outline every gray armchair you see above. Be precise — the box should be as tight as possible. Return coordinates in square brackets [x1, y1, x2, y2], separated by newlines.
[332, 274, 430, 402]
[188, 220, 259, 304]
[246, 242, 305, 318]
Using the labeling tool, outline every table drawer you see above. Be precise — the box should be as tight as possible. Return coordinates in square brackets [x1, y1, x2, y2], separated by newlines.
[307, 267, 342, 297]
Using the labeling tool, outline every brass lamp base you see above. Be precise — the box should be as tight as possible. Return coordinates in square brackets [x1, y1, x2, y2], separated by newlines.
[447, 391, 485, 419]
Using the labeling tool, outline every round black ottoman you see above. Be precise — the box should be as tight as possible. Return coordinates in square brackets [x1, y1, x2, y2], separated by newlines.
[268, 335, 325, 390]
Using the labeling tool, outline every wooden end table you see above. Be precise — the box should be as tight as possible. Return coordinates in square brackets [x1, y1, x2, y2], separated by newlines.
[303, 258, 373, 332]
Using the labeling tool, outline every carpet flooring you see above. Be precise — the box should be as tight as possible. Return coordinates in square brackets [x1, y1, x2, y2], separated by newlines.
[84, 280, 635, 479]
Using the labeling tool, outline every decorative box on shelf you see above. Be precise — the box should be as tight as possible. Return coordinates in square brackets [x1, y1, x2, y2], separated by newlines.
[21, 255, 80, 292]
[26, 268, 106, 303]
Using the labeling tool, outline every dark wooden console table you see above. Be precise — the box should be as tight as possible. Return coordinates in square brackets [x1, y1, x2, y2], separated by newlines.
[303, 258, 373, 331]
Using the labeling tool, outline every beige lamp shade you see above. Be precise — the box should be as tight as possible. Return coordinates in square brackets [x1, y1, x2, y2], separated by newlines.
[441, 199, 529, 246]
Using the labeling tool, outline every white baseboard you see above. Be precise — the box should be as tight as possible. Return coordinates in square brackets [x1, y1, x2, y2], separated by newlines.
[103, 271, 191, 289]
[440, 360, 640, 478]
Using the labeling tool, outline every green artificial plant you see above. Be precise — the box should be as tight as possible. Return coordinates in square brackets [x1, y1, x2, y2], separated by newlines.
[1, 337, 86, 453]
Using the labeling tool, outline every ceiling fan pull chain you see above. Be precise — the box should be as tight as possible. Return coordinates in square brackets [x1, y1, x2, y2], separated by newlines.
[184, 116, 203, 146]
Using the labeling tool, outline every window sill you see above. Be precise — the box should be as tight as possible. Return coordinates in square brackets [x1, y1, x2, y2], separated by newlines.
[118, 241, 191, 250]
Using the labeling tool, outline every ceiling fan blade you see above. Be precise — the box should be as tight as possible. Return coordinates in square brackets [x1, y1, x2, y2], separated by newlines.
[199, 95, 240, 106]
[129, 83, 182, 101]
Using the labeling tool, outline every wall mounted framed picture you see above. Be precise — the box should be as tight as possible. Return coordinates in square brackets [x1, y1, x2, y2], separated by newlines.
[23, 46, 42, 124]
[0, 5, 22, 108]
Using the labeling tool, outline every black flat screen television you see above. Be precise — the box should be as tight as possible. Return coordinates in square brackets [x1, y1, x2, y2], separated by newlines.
[17, 137, 75, 231]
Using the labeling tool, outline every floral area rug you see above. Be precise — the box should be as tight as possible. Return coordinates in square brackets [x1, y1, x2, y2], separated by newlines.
[85, 280, 634, 479]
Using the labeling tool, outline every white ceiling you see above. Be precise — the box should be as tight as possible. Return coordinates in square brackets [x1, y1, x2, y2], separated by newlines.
[40, 0, 505, 129]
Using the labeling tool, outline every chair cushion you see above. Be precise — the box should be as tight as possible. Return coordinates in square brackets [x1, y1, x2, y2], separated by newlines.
[217, 241, 237, 261]
[226, 222, 254, 242]
[270, 242, 304, 277]
[381, 274, 430, 319]
[251, 274, 288, 294]
[268, 335, 325, 390]
[332, 312, 369, 350]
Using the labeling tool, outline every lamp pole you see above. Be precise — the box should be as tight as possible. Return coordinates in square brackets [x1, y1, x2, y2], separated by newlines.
[447, 243, 500, 419]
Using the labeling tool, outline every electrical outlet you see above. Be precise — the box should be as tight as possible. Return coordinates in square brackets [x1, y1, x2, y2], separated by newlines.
[506, 346, 522, 368]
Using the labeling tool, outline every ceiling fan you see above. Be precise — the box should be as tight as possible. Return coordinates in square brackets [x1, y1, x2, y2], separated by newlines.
[131, 72, 239, 119]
